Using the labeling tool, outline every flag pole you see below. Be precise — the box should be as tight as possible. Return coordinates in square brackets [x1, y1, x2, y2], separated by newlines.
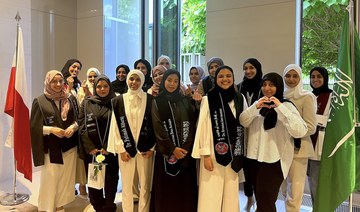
[0, 11, 30, 206]
[348, 1, 355, 211]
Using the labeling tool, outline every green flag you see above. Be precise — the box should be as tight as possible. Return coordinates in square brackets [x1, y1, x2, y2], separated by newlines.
[313, 12, 356, 212]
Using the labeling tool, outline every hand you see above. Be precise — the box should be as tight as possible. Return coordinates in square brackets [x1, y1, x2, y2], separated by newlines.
[64, 126, 75, 138]
[99, 148, 109, 155]
[192, 89, 202, 101]
[67, 77, 74, 88]
[185, 85, 192, 96]
[173, 147, 188, 160]
[50, 127, 65, 138]
[120, 152, 131, 162]
[141, 150, 154, 158]
[269, 96, 281, 107]
[89, 149, 98, 155]
[256, 96, 275, 109]
[204, 155, 214, 171]
[81, 80, 87, 88]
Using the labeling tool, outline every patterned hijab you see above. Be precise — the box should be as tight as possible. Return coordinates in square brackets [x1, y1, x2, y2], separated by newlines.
[44, 70, 70, 121]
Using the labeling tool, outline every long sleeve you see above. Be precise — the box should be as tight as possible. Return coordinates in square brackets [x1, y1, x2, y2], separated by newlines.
[78, 101, 97, 154]
[30, 98, 45, 167]
[276, 102, 308, 139]
[192, 97, 213, 158]
[151, 100, 176, 157]
[299, 94, 317, 137]
[107, 111, 125, 155]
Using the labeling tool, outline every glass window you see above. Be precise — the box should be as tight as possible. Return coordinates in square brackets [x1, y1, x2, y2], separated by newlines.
[104, 0, 142, 81]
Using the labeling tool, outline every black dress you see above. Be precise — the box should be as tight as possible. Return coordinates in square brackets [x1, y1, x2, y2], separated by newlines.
[150, 97, 198, 212]
[79, 98, 119, 212]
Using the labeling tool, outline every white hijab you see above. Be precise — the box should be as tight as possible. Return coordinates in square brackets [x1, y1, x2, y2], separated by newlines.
[124, 69, 147, 141]
[86, 67, 101, 94]
[283, 64, 312, 99]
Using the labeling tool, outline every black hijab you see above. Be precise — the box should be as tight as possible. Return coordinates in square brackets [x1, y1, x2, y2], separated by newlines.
[112, 64, 130, 94]
[134, 59, 153, 90]
[259, 72, 286, 130]
[88, 75, 115, 106]
[310, 67, 332, 96]
[157, 69, 182, 103]
[239, 58, 263, 96]
[61, 59, 82, 92]
[213, 65, 236, 102]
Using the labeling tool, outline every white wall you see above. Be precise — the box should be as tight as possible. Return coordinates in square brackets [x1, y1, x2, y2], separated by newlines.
[206, 0, 297, 83]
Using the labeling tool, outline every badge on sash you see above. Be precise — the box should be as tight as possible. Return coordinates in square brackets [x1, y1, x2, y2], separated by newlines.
[215, 142, 229, 155]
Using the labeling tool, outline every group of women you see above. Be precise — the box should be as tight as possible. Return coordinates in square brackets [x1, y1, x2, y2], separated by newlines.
[29, 55, 332, 212]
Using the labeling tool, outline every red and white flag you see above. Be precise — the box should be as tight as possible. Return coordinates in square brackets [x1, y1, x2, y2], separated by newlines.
[4, 26, 32, 182]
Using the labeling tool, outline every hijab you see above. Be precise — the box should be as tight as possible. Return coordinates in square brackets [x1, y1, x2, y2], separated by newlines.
[157, 55, 172, 67]
[283, 64, 312, 99]
[310, 66, 332, 96]
[126, 69, 145, 97]
[259, 72, 286, 130]
[112, 64, 130, 94]
[85, 67, 101, 95]
[134, 59, 153, 89]
[61, 59, 82, 92]
[239, 58, 263, 95]
[150, 65, 167, 95]
[190, 66, 205, 81]
[207, 57, 224, 74]
[157, 69, 182, 103]
[213, 65, 236, 103]
[88, 75, 115, 106]
[44, 70, 70, 121]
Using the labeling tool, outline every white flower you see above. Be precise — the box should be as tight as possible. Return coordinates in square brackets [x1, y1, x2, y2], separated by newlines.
[96, 154, 105, 164]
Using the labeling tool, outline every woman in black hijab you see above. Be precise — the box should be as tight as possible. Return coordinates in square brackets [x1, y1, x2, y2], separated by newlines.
[111, 64, 130, 94]
[192, 65, 247, 212]
[61, 59, 82, 95]
[134, 59, 153, 91]
[239, 72, 307, 212]
[79, 75, 118, 212]
[307, 67, 332, 205]
[150, 69, 198, 212]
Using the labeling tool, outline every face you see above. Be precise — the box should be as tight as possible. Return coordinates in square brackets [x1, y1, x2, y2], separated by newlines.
[216, 68, 233, 90]
[117, 68, 127, 81]
[88, 71, 98, 84]
[127, 74, 141, 91]
[284, 70, 300, 88]
[189, 68, 200, 84]
[243, 63, 257, 79]
[159, 58, 171, 69]
[136, 62, 147, 76]
[261, 80, 277, 97]
[209, 62, 220, 77]
[310, 70, 324, 89]
[95, 80, 110, 97]
[50, 74, 64, 93]
[153, 69, 164, 85]
[164, 74, 179, 93]
[68, 62, 81, 77]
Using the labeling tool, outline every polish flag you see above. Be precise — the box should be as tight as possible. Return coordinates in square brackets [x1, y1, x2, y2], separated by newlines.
[4, 26, 32, 181]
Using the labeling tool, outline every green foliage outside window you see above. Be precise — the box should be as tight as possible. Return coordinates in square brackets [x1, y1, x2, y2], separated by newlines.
[302, 0, 348, 78]
[181, 0, 206, 55]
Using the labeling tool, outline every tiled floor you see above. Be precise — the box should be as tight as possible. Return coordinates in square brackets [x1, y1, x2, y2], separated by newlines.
[0, 171, 357, 211]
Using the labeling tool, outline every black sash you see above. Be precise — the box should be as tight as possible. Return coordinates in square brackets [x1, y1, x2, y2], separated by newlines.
[156, 99, 189, 176]
[207, 91, 245, 172]
[112, 94, 154, 157]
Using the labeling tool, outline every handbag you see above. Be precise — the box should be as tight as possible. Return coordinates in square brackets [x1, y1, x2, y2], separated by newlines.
[87, 155, 106, 190]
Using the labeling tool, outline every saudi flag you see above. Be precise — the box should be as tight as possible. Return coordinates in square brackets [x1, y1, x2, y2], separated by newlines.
[313, 12, 357, 212]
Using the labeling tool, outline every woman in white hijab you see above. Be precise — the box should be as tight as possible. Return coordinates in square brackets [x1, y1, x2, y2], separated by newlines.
[281, 64, 317, 212]
[78, 67, 101, 104]
[107, 69, 156, 212]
